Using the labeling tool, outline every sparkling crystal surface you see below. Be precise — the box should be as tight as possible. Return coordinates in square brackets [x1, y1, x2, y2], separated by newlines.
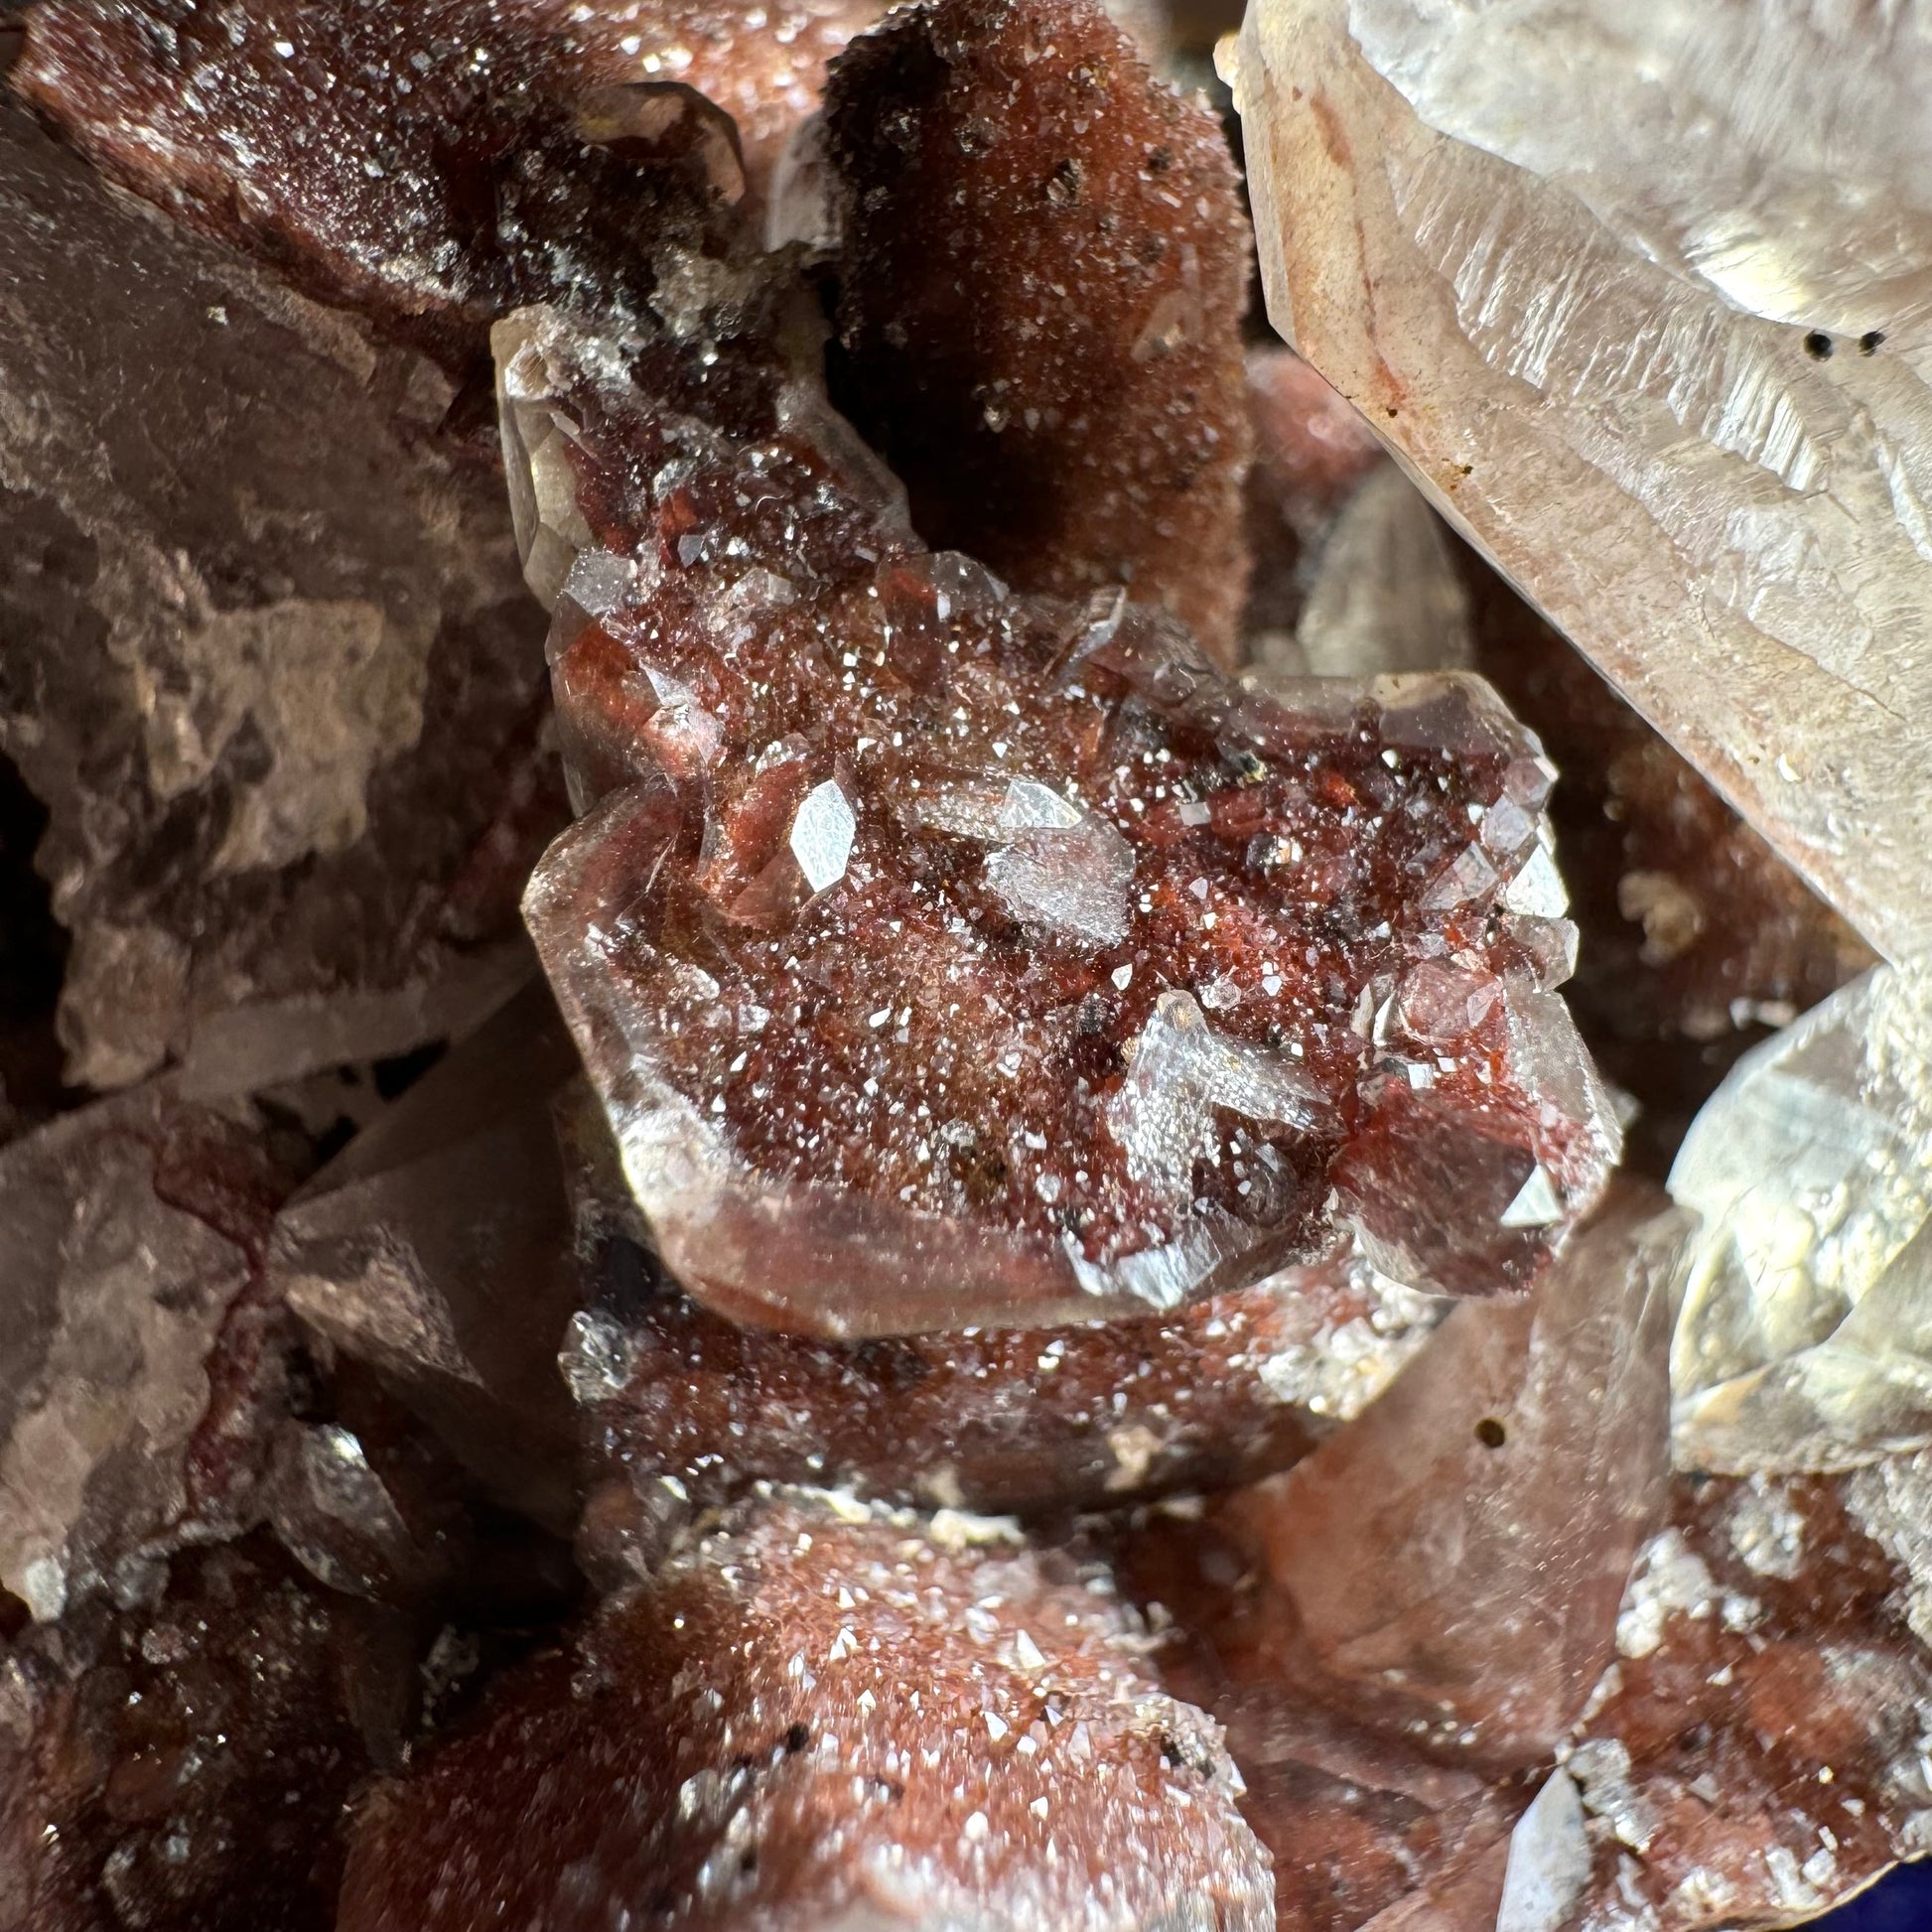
[1671, 963, 1932, 1476]
[1231, 0, 1932, 958]
[339, 1488, 1274, 1932]
[2, 1536, 416, 1932]
[505, 284, 1615, 1333]
[824, 0, 1255, 666]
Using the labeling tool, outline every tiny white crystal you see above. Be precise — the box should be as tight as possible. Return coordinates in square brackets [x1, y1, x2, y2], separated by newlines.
[789, 779, 858, 895]
[1496, 1767, 1591, 1932]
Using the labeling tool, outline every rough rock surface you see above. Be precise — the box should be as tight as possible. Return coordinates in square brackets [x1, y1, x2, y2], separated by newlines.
[0, 1083, 300, 1621]
[1, 1536, 418, 1932]
[0, 83, 557, 1092]
[825, 0, 1254, 665]
[17, 0, 883, 368]
[506, 282, 1616, 1334]
[339, 1488, 1275, 1932]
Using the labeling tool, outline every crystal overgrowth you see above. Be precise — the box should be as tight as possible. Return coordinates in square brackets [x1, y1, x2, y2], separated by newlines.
[1671, 962, 1932, 1476]
[502, 285, 1616, 1334]
[339, 1489, 1275, 1932]
[1230, 0, 1932, 960]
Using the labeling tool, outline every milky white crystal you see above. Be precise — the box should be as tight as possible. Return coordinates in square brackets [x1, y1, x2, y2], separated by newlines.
[1670, 963, 1932, 1473]
[1230, 0, 1932, 956]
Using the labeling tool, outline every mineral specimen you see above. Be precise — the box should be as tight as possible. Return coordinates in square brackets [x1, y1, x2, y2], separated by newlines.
[823, 0, 1255, 665]
[16, 0, 882, 367]
[1464, 568, 1875, 1173]
[572, 1190, 1436, 1561]
[1671, 963, 1932, 1477]
[338, 1488, 1274, 1931]
[505, 281, 1616, 1333]
[0, 1083, 297, 1622]
[2, 1535, 417, 1932]
[1215, 1184, 1684, 1767]
[1229, 0, 1932, 959]
[0, 81, 556, 1092]
[269, 983, 587, 1531]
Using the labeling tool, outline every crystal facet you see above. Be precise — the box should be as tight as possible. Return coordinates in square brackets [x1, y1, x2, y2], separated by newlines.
[1231, 0, 1932, 957]
[505, 281, 1615, 1333]
[1671, 963, 1932, 1475]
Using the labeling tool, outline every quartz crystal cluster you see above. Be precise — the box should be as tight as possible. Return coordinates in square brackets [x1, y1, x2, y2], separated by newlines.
[2, 0, 1930, 1929]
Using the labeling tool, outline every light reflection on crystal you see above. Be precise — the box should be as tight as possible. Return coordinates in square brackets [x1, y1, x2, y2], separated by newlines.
[1671, 962, 1932, 1474]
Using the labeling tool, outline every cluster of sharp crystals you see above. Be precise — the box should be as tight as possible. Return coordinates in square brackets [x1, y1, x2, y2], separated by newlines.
[1231, 0, 1932, 960]
[503, 300, 1617, 1333]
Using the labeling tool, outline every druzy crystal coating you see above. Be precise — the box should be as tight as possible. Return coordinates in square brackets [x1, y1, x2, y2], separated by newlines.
[504, 296, 1615, 1334]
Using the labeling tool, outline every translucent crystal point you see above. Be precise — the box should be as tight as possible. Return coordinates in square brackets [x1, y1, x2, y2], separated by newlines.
[1671, 962, 1932, 1474]
[1231, 0, 1932, 957]
[1222, 1184, 1686, 1765]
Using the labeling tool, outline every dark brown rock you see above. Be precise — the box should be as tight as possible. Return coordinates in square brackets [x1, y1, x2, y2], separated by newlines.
[0, 1536, 417, 1932]
[0, 83, 559, 1092]
[824, 0, 1255, 665]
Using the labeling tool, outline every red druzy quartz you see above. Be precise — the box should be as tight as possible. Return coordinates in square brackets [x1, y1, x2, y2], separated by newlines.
[502, 286, 1618, 1336]
[338, 1488, 1274, 1932]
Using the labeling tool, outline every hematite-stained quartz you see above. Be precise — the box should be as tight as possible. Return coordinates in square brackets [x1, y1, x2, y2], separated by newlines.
[503, 287, 1616, 1334]
[2, 1536, 418, 1932]
[823, 0, 1255, 667]
[338, 1488, 1275, 1932]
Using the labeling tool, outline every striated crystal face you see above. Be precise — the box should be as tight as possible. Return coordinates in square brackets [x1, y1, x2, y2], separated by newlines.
[338, 1488, 1275, 1932]
[504, 292, 1616, 1333]
[1671, 963, 1932, 1476]
[1231, 0, 1932, 959]
[1215, 1183, 1684, 1767]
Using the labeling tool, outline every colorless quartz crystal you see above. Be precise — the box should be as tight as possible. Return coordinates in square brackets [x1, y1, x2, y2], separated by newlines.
[1671, 961, 1932, 1475]
[1229, 0, 1932, 959]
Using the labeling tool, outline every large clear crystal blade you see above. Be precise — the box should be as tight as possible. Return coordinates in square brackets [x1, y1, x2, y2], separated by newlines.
[1231, 0, 1932, 957]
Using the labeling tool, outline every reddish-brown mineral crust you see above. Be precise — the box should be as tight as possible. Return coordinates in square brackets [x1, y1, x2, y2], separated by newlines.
[1569, 1472, 1932, 1931]
[506, 293, 1616, 1334]
[823, 0, 1255, 665]
[0, 1535, 418, 1932]
[571, 1206, 1432, 1548]
[1464, 565, 1875, 1171]
[339, 1488, 1274, 1932]
[15, 0, 878, 373]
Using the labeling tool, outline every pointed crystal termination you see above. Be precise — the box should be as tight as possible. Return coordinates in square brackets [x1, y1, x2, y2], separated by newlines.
[268, 982, 588, 1533]
[338, 1490, 1275, 1932]
[502, 285, 1617, 1335]
[1220, 1183, 1685, 1766]
[823, 0, 1256, 667]
[1671, 962, 1932, 1475]
[1230, 0, 1932, 958]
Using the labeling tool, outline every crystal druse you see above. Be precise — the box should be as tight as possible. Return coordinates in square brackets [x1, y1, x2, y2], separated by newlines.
[3, 0, 1931, 1927]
